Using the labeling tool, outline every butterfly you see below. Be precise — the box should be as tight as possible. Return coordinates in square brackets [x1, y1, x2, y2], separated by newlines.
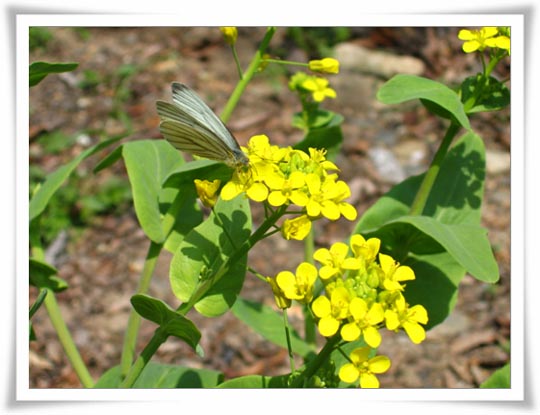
[156, 82, 249, 167]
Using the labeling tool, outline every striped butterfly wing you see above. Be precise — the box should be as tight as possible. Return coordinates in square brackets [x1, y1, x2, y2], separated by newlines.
[169, 83, 238, 150]
[156, 83, 248, 166]
[159, 118, 238, 162]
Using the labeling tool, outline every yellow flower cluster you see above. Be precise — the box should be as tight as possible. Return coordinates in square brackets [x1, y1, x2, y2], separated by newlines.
[219, 134, 357, 240]
[267, 233, 429, 387]
[458, 26, 510, 54]
[311, 234, 428, 346]
[289, 72, 337, 103]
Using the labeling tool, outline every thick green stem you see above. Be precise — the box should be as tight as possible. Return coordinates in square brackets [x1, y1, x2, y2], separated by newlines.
[119, 327, 169, 388]
[220, 27, 276, 123]
[119, 240, 162, 377]
[409, 122, 461, 216]
[290, 335, 341, 388]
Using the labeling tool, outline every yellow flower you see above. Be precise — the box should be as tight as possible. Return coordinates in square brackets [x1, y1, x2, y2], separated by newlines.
[340, 298, 384, 347]
[338, 347, 391, 388]
[304, 174, 356, 221]
[301, 76, 337, 102]
[220, 167, 268, 202]
[281, 215, 312, 241]
[267, 276, 291, 309]
[384, 293, 428, 344]
[458, 26, 499, 53]
[378, 253, 415, 291]
[314, 242, 361, 280]
[276, 262, 318, 304]
[309, 58, 340, 74]
[194, 179, 221, 208]
[220, 27, 238, 45]
[312, 286, 352, 337]
[266, 170, 308, 207]
[350, 234, 381, 265]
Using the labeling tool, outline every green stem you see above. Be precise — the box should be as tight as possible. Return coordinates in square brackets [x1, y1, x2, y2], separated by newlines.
[119, 327, 169, 388]
[290, 335, 340, 388]
[30, 221, 94, 388]
[43, 293, 95, 387]
[220, 27, 276, 123]
[230, 45, 243, 80]
[119, 189, 187, 377]
[409, 122, 461, 216]
[282, 309, 296, 373]
[119, 240, 162, 377]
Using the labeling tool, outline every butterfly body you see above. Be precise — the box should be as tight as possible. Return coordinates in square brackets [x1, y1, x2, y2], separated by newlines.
[156, 83, 249, 167]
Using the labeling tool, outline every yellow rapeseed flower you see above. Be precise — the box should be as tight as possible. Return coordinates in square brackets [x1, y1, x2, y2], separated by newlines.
[308, 58, 340, 74]
[281, 215, 312, 241]
[301, 76, 337, 102]
[312, 286, 352, 337]
[338, 347, 391, 388]
[314, 242, 361, 280]
[340, 298, 384, 347]
[276, 262, 318, 304]
[267, 276, 291, 309]
[194, 179, 221, 208]
[220, 27, 238, 45]
[384, 293, 428, 344]
[458, 26, 499, 53]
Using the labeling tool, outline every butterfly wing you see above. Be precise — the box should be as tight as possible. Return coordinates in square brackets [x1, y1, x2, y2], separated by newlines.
[156, 83, 248, 166]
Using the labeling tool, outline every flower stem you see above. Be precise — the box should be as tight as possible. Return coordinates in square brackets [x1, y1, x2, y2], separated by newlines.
[409, 122, 460, 215]
[119, 240, 162, 377]
[290, 334, 341, 388]
[30, 222, 94, 388]
[282, 309, 296, 373]
[220, 27, 276, 123]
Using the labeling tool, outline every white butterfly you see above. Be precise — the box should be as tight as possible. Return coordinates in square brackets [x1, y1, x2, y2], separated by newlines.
[156, 83, 249, 167]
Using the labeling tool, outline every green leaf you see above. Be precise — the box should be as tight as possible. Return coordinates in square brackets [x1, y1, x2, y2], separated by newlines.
[461, 74, 510, 113]
[130, 294, 201, 349]
[30, 61, 79, 87]
[29, 137, 121, 221]
[29, 258, 68, 291]
[480, 363, 511, 388]
[122, 140, 185, 243]
[231, 298, 316, 358]
[170, 195, 251, 317]
[216, 374, 289, 388]
[162, 158, 233, 189]
[377, 74, 471, 130]
[94, 362, 223, 388]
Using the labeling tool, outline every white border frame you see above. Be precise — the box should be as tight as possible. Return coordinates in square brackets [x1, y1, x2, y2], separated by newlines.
[15, 13, 525, 405]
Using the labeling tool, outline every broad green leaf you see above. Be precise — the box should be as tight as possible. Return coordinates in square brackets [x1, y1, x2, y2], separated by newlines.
[480, 363, 511, 388]
[170, 195, 251, 317]
[29, 137, 121, 221]
[29, 257, 68, 291]
[130, 294, 200, 349]
[377, 74, 471, 130]
[94, 362, 223, 388]
[217, 374, 289, 388]
[163, 158, 233, 190]
[29, 61, 78, 87]
[461, 74, 510, 113]
[122, 140, 185, 243]
[231, 298, 316, 358]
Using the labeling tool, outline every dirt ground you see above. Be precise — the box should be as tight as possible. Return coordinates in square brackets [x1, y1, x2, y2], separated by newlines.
[28, 27, 511, 388]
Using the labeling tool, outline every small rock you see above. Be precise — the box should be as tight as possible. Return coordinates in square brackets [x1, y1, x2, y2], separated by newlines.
[367, 146, 406, 184]
[335, 43, 425, 78]
[485, 150, 511, 175]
